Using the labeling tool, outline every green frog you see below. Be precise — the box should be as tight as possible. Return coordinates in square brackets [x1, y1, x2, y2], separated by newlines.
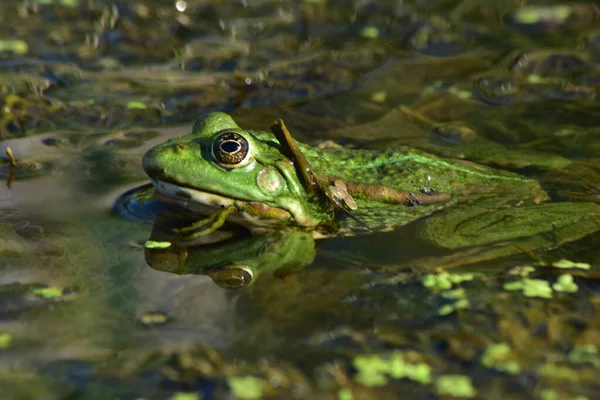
[117, 112, 600, 260]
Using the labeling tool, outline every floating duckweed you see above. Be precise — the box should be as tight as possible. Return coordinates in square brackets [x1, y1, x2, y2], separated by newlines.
[338, 388, 353, 400]
[503, 279, 553, 298]
[370, 91, 387, 103]
[449, 273, 473, 283]
[360, 26, 379, 39]
[548, 259, 591, 270]
[353, 354, 391, 387]
[568, 345, 600, 367]
[354, 369, 388, 387]
[508, 266, 535, 277]
[0, 39, 28, 55]
[0, 333, 13, 349]
[422, 274, 452, 290]
[32, 287, 64, 299]
[387, 353, 431, 384]
[138, 311, 169, 326]
[144, 240, 172, 249]
[435, 375, 476, 398]
[541, 389, 559, 400]
[353, 352, 432, 387]
[526, 74, 545, 83]
[422, 272, 474, 291]
[438, 298, 469, 316]
[513, 6, 571, 25]
[540, 389, 588, 400]
[552, 274, 578, 293]
[481, 343, 520, 374]
[438, 304, 455, 316]
[448, 87, 472, 99]
[127, 101, 148, 109]
[228, 376, 264, 400]
[170, 393, 199, 400]
[539, 364, 579, 382]
[441, 288, 466, 300]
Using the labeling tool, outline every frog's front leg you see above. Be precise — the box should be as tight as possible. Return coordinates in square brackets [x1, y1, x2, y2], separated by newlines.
[171, 205, 236, 241]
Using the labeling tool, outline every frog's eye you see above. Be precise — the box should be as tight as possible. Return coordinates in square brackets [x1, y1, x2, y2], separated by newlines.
[208, 264, 254, 289]
[211, 132, 252, 168]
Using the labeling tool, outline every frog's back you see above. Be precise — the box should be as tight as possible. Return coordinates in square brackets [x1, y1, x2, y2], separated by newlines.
[302, 145, 546, 235]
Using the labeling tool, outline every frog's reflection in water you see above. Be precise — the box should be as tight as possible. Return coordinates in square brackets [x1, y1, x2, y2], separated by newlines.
[144, 220, 380, 360]
[145, 220, 317, 289]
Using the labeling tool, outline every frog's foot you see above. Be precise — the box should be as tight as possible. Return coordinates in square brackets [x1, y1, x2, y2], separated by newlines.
[171, 205, 236, 241]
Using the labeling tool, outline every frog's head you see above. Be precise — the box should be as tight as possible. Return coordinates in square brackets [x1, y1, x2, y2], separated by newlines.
[142, 112, 332, 230]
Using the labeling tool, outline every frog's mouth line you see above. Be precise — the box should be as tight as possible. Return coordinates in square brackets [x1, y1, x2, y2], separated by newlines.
[151, 179, 301, 231]
[150, 178, 243, 208]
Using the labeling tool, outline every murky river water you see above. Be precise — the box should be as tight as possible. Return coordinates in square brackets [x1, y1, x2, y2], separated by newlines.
[1, 1, 600, 399]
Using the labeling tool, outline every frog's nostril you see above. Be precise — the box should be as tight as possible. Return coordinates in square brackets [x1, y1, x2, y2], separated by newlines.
[174, 144, 186, 151]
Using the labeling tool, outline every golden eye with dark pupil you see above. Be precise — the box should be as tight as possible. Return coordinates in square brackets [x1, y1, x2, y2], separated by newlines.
[212, 132, 249, 165]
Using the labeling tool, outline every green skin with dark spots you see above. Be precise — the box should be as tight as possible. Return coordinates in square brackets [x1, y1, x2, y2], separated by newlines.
[136, 112, 600, 249]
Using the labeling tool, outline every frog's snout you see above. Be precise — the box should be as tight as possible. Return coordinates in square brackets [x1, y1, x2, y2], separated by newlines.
[143, 165, 168, 180]
[142, 150, 167, 180]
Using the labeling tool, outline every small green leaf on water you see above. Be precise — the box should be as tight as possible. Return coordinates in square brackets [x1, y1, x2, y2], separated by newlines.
[481, 343, 520, 374]
[354, 371, 388, 387]
[508, 265, 536, 277]
[513, 6, 571, 25]
[436, 375, 476, 398]
[438, 304, 456, 316]
[422, 274, 451, 290]
[441, 288, 466, 300]
[540, 389, 559, 400]
[481, 343, 510, 365]
[438, 298, 469, 316]
[568, 344, 600, 367]
[422, 272, 473, 291]
[526, 74, 545, 84]
[404, 363, 432, 385]
[353, 352, 431, 386]
[548, 259, 590, 270]
[353, 354, 389, 373]
[552, 274, 578, 293]
[455, 298, 469, 309]
[228, 376, 264, 399]
[539, 389, 587, 400]
[338, 388, 353, 400]
[0, 39, 28, 54]
[539, 364, 579, 382]
[450, 273, 474, 283]
[138, 311, 169, 326]
[503, 279, 553, 298]
[170, 393, 199, 400]
[448, 87, 473, 99]
[144, 240, 172, 249]
[370, 91, 387, 103]
[0, 333, 13, 349]
[360, 26, 379, 39]
[32, 287, 63, 299]
[127, 101, 148, 109]
[569, 344, 597, 360]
